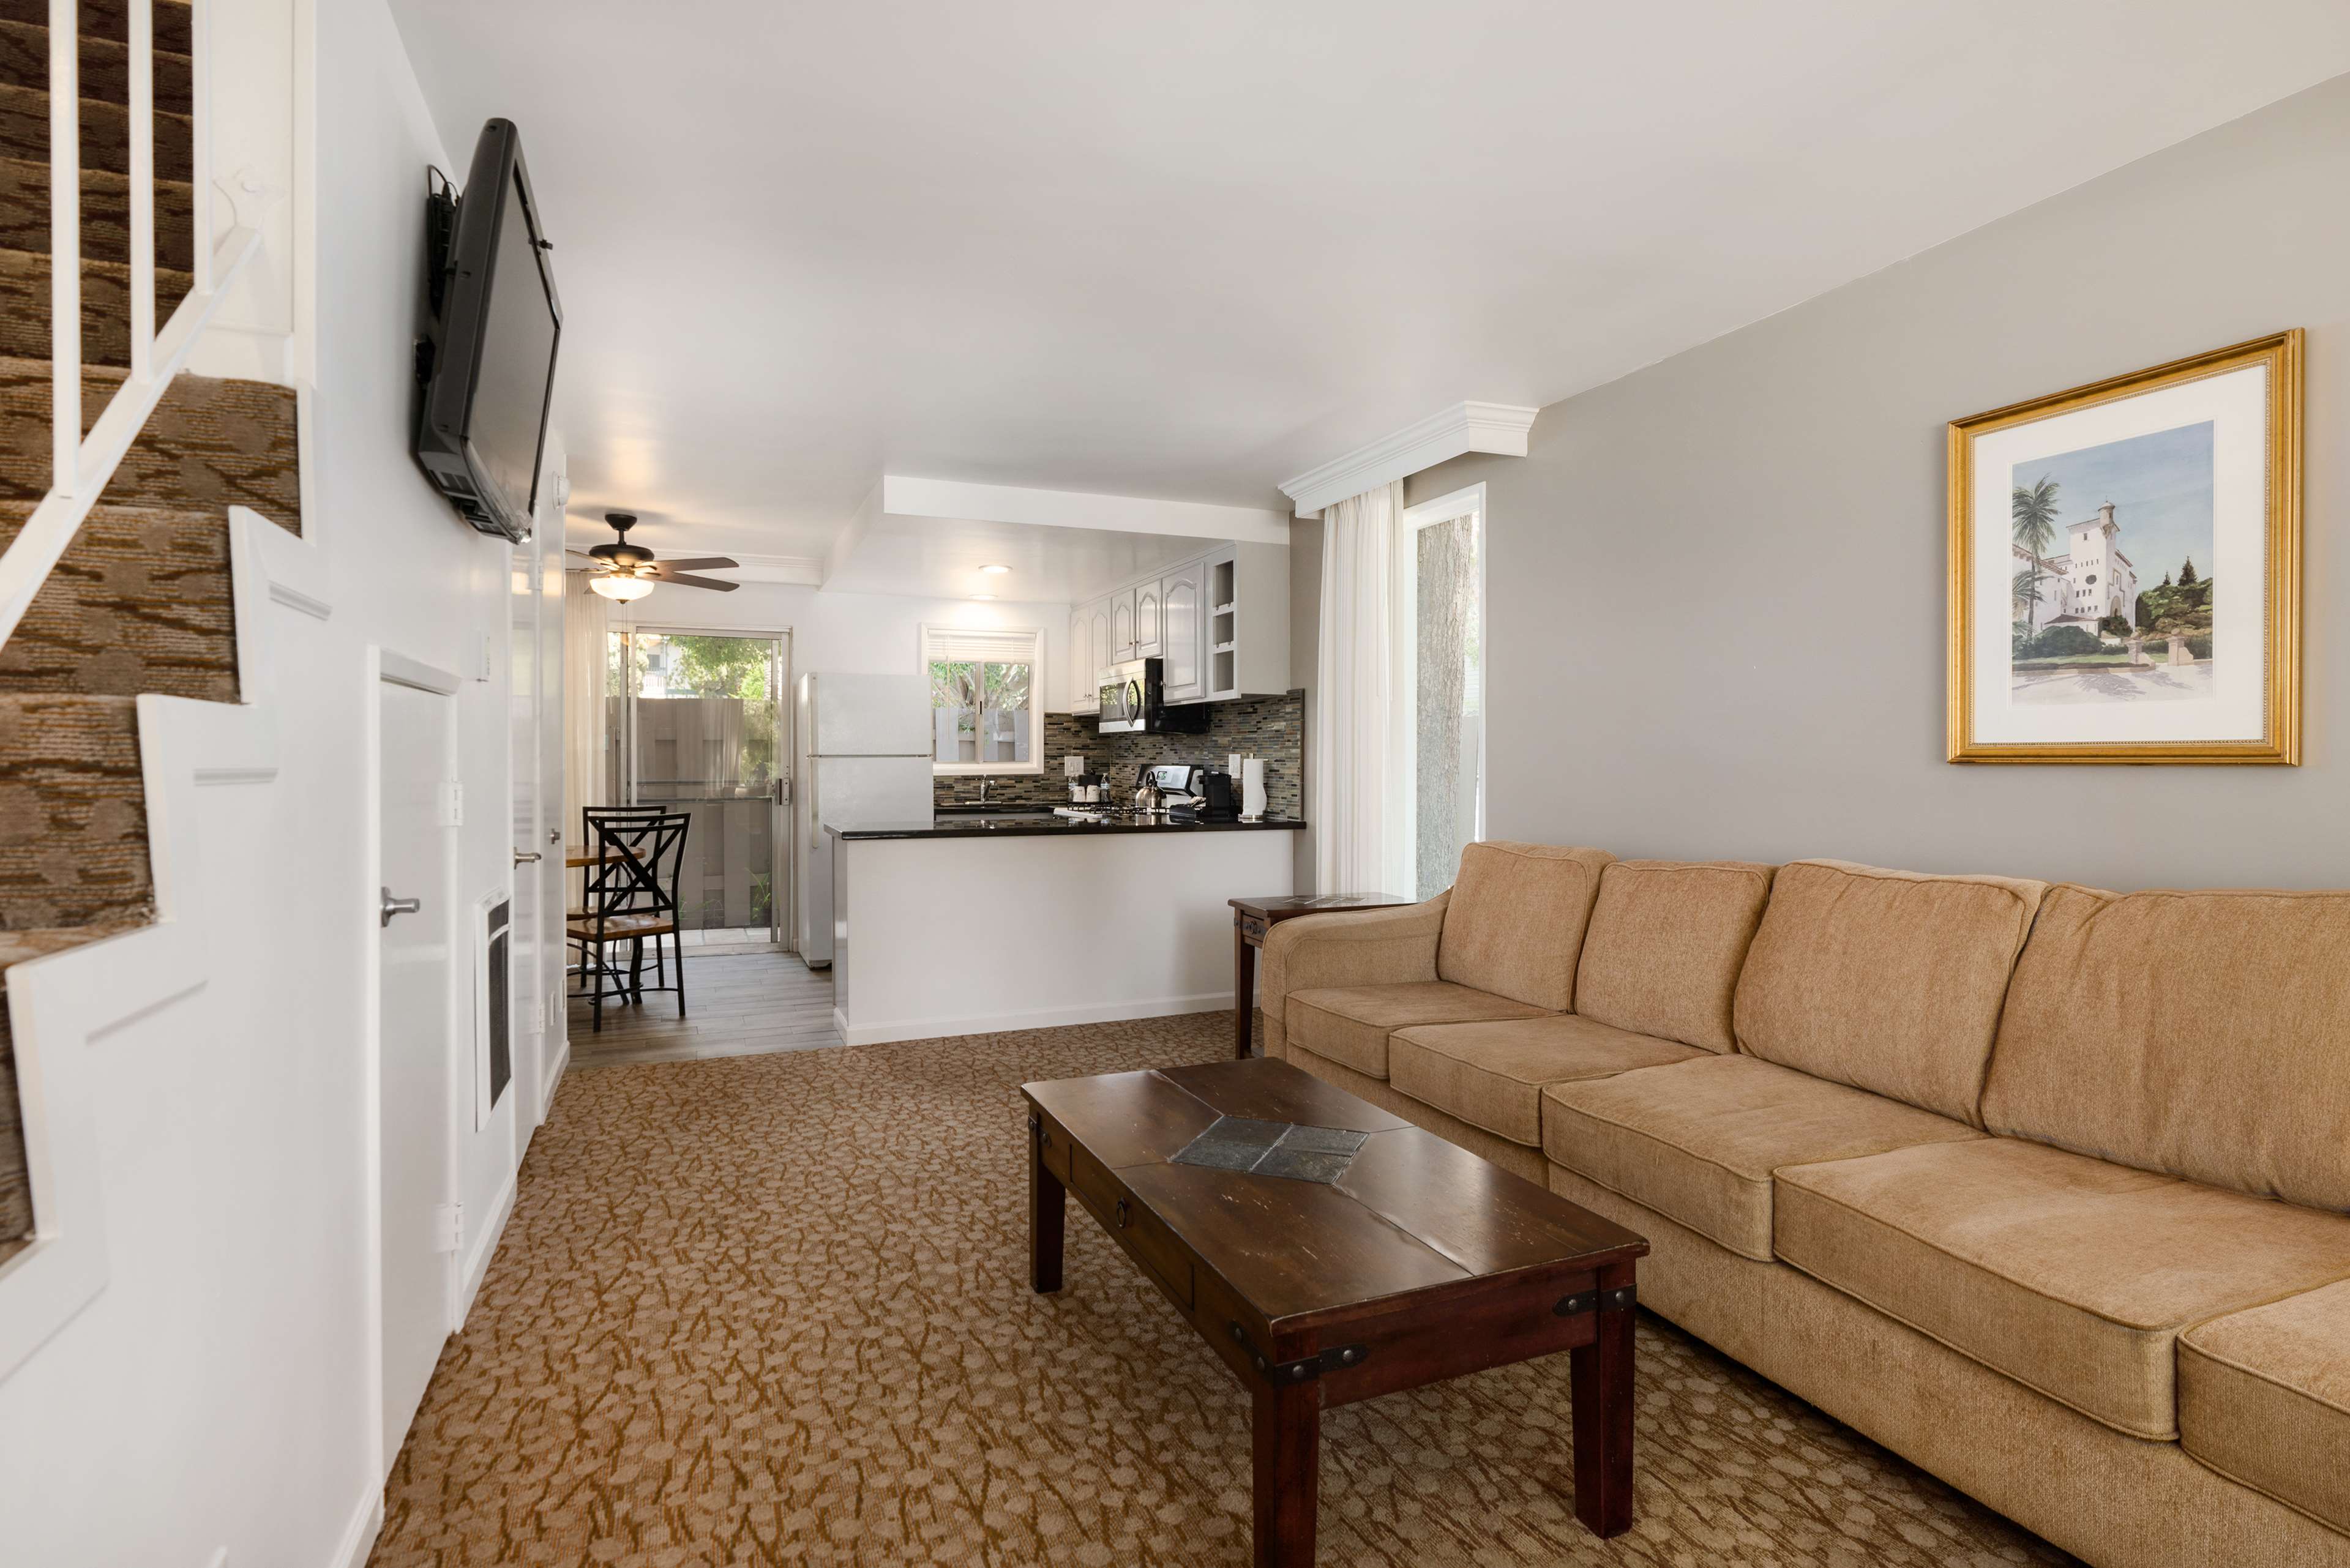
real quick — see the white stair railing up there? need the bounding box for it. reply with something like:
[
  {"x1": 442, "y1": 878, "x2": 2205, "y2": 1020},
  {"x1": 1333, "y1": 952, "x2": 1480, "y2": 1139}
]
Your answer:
[{"x1": 0, "y1": 0, "x2": 262, "y2": 652}]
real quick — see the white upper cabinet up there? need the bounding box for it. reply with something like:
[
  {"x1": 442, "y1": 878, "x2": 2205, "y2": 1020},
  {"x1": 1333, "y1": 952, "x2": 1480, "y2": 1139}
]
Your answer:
[
  {"x1": 1070, "y1": 608, "x2": 1097, "y2": 712},
  {"x1": 1135, "y1": 580, "x2": 1163, "y2": 659},
  {"x1": 1203, "y1": 541, "x2": 1289, "y2": 702},
  {"x1": 1090, "y1": 602, "x2": 1112, "y2": 686},
  {"x1": 1160, "y1": 559, "x2": 1204, "y2": 703},
  {"x1": 1110, "y1": 589, "x2": 1136, "y2": 662}
]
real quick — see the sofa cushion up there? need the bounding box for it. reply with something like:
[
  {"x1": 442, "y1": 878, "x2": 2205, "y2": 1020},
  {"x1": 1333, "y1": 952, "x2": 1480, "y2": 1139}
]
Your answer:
[
  {"x1": 2179, "y1": 1278, "x2": 2350, "y2": 1533},
  {"x1": 1388, "y1": 1015, "x2": 1705, "y2": 1148},
  {"x1": 1775, "y1": 1137, "x2": 2350, "y2": 1439},
  {"x1": 1732, "y1": 859, "x2": 2046, "y2": 1124},
  {"x1": 1285, "y1": 982, "x2": 1548, "y2": 1079},
  {"x1": 1434, "y1": 841, "x2": 1614, "y2": 1012},
  {"x1": 1540, "y1": 1054, "x2": 1981, "y2": 1261},
  {"x1": 1573, "y1": 859, "x2": 1775, "y2": 1051},
  {"x1": 1983, "y1": 883, "x2": 2350, "y2": 1212}
]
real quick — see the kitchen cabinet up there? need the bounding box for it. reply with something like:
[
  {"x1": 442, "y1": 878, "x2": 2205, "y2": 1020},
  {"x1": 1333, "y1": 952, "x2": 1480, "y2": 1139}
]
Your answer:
[
  {"x1": 1089, "y1": 602, "x2": 1112, "y2": 690},
  {"x1": 1110, "y1": 589, "x2": 1136, "y2": 661},
  {"x1": 1203, "y1": 541, "x2": 1289, "y2": 701},
  {"x1": 1070, "y1": 608, "x2": 1097, "y2": 712},
  {"x1": 1160, "y1": 559, "x2": 1204, "y2": 703},
  {"x1": 1135, "y1": 581, "x2": 1163, "y2": 659}
]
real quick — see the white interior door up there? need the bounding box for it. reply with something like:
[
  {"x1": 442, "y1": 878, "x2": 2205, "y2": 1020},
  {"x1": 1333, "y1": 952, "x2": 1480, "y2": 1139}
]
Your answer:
[
  {"x1": 508, "y1": 542, "x2": 545, "y2": 1130},
  {"x1": 378, "y1": 676, "x2": 457, "y2": 1466}
]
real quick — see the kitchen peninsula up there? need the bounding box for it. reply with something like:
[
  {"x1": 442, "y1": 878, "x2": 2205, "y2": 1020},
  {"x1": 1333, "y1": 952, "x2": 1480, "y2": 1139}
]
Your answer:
[{"x1": 826, "y1": 811, "x2": 1302, "y2": 1045}]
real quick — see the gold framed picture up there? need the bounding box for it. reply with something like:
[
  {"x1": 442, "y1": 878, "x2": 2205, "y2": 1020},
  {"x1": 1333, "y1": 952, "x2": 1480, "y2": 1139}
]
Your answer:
[{"x1": 1947, "y1": 329, "x2": 2301, "y2": 764}]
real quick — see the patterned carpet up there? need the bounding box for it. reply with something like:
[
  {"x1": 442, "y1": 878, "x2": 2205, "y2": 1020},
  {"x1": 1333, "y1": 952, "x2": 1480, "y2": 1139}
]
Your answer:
[{"x1": 370, "y1": 1012, "x2": 2076, "y2": 1567}]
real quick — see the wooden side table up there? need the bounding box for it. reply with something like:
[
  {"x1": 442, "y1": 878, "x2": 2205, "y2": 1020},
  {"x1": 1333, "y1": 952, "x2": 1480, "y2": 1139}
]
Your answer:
[{"x1": 1229, "y1": 893, "x2": 1416, "y2": 1059}]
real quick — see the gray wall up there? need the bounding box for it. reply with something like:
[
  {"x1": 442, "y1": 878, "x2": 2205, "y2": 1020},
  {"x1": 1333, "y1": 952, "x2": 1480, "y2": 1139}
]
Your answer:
[
  {"x1": 1407, "y1": 74, "x2": 2350, "y2": 890},
  {"x1": 1289, "y1": 513, "x2": 1323, "y2": 887}
]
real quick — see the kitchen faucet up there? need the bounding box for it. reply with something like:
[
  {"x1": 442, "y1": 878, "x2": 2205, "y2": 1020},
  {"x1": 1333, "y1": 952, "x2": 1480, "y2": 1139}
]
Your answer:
[{"x1": 972, "y1": 775, "x2": 993, "y2": 805}]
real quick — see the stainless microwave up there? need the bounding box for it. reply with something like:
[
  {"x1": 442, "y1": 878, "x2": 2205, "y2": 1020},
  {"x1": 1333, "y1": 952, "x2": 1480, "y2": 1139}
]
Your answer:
[{"x1": 1097, "y1": 657, "x2": 1210, "y2": 735}]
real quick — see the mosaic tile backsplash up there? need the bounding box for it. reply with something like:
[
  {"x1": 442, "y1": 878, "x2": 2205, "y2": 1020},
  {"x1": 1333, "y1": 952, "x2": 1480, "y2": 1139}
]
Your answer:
[{"x1": 932, "y1": 690, "x2": 1304, "y2": 819}]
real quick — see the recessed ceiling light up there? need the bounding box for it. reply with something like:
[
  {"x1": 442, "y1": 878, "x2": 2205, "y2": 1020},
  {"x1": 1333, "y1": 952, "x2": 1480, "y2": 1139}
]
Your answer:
[
  {"x1": 970, "y1": 594, "x2": 995, "y2": 601},
  {"x1": 979, "y1": 564, "x2": 1010, "y2": 575}
]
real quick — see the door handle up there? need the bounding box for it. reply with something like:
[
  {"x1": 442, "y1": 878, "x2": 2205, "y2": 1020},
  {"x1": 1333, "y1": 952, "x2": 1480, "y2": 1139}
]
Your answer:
[
  {"x1": 380, "y1": 887, "x2": 423, "y2": 928},
  {"x1": 513, "y1": 850, "x2": 542, "y2": 865}
]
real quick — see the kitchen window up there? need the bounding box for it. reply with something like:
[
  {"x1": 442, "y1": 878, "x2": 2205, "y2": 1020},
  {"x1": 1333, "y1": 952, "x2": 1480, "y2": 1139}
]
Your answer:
[{"x1": 922, "y1": 624, "x2": 1044, "y2": 775}]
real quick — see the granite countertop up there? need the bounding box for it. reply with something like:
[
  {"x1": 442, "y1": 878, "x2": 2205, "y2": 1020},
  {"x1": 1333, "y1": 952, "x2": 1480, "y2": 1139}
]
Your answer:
[{"x1": 827, "y1": 811, "x2": 1307, "y2": 840}]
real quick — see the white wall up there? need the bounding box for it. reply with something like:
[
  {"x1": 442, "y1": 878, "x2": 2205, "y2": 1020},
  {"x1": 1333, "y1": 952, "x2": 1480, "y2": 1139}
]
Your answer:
[
  {"x1": 0, "y1": 2, "x2": 552, "y2": 1562},
  {"x1": 606, "y1": 580, "x2": 1074, "y2": 710}
]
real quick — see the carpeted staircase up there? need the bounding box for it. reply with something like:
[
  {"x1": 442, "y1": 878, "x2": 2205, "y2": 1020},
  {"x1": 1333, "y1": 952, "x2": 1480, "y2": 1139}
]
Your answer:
[{"x1": 0, "y1": 0, "x2": 301, "y2": 1264}]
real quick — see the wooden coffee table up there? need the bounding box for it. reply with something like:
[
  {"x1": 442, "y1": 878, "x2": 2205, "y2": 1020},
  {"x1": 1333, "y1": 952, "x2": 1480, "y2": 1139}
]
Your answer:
[{"x1": 1021, "y1": 1056, "x2": 1648, "y2": 1564}]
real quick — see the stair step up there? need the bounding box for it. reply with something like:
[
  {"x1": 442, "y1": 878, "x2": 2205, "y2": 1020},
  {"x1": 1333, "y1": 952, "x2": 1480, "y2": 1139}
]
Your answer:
[
  {"x1": 0, "y1": 0, "x2": 193, "y2": 58},
  {"x1": 0, "y1": 691, "x2": 151, "y2": 933},
  {"x1": 0, "y1": 154, "x2": 195, "y2": 271},
  {"x1": 1, "y1": 993, "x2": 25, "y2": 1263},
  {"x1": 0, "y1": 356, "x2": 302, "y2": 525},
  {"x1": 0, "y1": 19, "x2": 194, "y2": 118},
  {"x1": 0, "y1": 498, "x2": 235, "y2": 702},
  {"x1": 0, "y1": 245, "x2": 193, "y2": 370},
  {"x1": 0, "y1": 79, "x2": 193, "y2": 182}
]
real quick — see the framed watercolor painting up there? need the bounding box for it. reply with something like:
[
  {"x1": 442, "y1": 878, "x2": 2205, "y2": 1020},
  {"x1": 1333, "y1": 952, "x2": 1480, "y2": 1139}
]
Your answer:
[{"x1": 1947, "y1": 329, "x2": 2301, "y2": 764}]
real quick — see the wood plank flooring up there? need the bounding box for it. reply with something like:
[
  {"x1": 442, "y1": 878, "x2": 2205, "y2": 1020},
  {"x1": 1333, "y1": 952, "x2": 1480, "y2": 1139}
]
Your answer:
[{"x1": 567, "y1": 947, "x2": 839, "y2": 1068}]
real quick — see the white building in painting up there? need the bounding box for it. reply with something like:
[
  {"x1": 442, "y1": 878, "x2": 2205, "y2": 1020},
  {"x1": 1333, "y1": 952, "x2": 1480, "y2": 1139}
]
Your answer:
[{"x1": 2015, "y1": 501, "x2": 2140, "y2": 636}]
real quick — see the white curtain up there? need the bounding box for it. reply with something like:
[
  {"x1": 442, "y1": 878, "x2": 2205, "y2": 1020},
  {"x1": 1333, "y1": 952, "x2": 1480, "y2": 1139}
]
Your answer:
[
  {"x1": 562, "y1": 572, "x2": 609, "y2": 846},
  {"x1": 1312, "y1": 480, "x2": 1411, "y2": 895}
]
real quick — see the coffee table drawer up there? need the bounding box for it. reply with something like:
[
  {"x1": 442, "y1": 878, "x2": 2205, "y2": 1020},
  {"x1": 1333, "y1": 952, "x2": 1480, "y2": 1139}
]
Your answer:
[
  {"x1": 1068, "y1": 1146, "x2": 1195, "y2": 1309},
  {"x1": 1033, "y1": 1110, "x2": 1074, "y2": 1184}
]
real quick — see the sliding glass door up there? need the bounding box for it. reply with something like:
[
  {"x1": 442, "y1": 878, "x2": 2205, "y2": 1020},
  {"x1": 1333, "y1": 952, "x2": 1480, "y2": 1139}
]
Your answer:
[{"x1": 605, "y1": 628, "x2": 792, "y2": 944}]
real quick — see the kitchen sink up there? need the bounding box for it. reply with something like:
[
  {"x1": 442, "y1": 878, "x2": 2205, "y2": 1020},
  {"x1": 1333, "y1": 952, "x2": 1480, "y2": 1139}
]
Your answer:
[{"x1": 934, "y1": 804, "x2": 1059, "y2": 820}]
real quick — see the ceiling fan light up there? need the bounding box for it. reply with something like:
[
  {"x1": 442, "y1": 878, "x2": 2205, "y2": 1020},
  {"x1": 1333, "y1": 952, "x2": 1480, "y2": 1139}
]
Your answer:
[{"x1": 591, "y1": 573, "x2": 655, "y2": 602}]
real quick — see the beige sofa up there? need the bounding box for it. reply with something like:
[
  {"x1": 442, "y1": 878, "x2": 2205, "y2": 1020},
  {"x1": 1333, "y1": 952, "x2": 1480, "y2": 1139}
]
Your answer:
[{"x1": 1260, "y1": 842, "x2": 2350, "y2": 1568}]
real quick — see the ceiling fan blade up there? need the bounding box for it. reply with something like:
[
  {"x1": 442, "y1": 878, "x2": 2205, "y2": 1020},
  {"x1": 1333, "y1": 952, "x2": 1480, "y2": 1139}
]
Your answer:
[
  {"x1": 564, "y1": 549, "x2": 605, "y2": 566},
  {"x1": 657, "y1": 572, "x2": 740, "y2": 592},
  {"x1": 652, "y1": 556, "x2": 741, "y2": 572}
]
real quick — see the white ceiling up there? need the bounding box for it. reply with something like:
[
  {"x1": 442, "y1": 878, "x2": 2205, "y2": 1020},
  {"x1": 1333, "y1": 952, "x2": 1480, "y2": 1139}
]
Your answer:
[{"x1": 389, "y1": 0, "x2": 2350, "y2": 571}]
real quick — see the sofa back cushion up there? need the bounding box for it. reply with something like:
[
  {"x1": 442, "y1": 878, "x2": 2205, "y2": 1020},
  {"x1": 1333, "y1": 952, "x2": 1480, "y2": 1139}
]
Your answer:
[
  {"x1": 1982, "y1": 884, "x2": 2350, "y2": 1211},
  {"x1": 1733, "y1": 860, "x2": 2046, "y2": 1124},
  {"x1": 1435, "y1": 842, "x2": 1614, "y2": 1012},
  {"x1": 1574, "y1": 860, "x2": 1776, "y2": 1051}
]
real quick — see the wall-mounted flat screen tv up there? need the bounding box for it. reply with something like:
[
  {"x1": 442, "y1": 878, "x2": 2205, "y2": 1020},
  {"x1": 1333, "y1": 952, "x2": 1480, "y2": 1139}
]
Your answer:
[{"x1": 414, "y1": 118, "x2": 561, "y2": 543}]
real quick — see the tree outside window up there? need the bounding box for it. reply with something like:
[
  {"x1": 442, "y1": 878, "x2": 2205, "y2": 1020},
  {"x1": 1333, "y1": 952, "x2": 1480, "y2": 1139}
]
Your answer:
[{"x1": 922, "y1": 626, "x2": 1043, "y2": 773}]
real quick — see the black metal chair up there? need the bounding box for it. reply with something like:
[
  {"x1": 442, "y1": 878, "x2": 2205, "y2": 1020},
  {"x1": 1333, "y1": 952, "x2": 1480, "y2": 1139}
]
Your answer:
[
  {"x1": 569, "y1": 802, "x2": 668, "y2": 924},
  {"x1": 570, "y1": 809, "x2": 691, "y2": 1032}
]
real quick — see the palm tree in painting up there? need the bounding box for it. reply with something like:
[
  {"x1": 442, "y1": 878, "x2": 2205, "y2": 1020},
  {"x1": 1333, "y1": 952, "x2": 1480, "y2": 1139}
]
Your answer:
[
  {"x1": 2012, "y1": 566, "x2": 2046, "y2": 635},
  {"x1": 2012, "y1": 476, "x2": 2061, "y2": 583}
]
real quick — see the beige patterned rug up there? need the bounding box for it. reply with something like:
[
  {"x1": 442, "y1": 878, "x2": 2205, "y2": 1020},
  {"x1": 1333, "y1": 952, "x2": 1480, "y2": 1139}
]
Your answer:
[{"x1": 371, "y1": 1012, "x2": 2075, "y2": 1567}]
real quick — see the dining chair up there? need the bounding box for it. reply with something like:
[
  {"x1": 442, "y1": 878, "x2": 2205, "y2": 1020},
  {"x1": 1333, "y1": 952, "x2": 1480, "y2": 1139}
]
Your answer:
[{"x1": 571, "y1": 808, "x2": 692, "y2": 1032}]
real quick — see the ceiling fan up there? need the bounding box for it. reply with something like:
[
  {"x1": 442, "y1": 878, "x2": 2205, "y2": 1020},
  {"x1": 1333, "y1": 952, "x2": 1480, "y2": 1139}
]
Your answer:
[{"x1": 567, "y1": 512, "x2": 739, "y2": 601}]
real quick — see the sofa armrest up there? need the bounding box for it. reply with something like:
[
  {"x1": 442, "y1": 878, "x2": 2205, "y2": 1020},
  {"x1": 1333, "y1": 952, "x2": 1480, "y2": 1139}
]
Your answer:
[{"x1": 1258, "y1": 892, "x2": 1450, "y2": 1059}]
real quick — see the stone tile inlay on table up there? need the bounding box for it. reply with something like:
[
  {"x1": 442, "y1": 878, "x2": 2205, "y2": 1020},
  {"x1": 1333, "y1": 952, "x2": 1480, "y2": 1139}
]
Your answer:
[{"x1": 1170, "y1": 1114, "x2": 1371, "y2": 1184}]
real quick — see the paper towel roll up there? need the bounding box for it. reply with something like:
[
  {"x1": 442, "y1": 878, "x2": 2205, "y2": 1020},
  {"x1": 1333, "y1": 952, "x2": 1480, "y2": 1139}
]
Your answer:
[{"x1": 1240, "y1": 758, "x2": 1267, "y2": 821}]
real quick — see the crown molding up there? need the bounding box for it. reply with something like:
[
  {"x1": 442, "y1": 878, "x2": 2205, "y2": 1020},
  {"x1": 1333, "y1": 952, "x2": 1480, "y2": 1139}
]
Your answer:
[{"x1": 1278, "y1": 400, "x2": 1540, "y2": 518}]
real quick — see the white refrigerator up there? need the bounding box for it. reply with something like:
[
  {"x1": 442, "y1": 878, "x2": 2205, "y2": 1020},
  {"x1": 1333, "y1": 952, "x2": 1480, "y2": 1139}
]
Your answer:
[{"x1": 794, "y1": 671, "x2": 935, "y2": 967}]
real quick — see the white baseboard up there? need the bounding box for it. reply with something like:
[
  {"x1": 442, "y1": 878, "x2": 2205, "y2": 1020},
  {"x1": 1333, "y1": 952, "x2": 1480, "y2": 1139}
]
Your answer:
[
  {"x1": 454, "y1": 1167, "x2": 517, "y2": 1329},
  {"x1": 329, "y1": 1487, "x2": 383, "y2": 1568},
  {"x1": 537, "y1": 1036, "x2": 569, "y2": 1125},
  {"x1": 837, "y1": 992, "x2": 1227, "y2": 1047}
]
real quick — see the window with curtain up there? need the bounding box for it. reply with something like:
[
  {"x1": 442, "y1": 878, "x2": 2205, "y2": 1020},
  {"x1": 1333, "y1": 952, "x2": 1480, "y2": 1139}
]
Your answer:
[{"x1": 921, "y1": 625, "x2": 1043, "y2": 773}]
